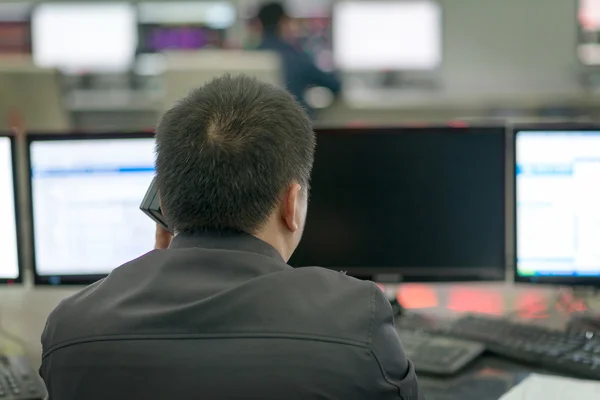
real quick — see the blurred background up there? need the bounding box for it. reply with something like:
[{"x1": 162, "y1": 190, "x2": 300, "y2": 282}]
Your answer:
[
  {"x1": 3, "y1": 3, "x2": 600, "y2": 396},
  {"x1": 2, "y1": 0, "x2": 600, "y2": 130}
]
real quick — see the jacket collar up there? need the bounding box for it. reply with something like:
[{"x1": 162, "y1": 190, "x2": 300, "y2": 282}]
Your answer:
[{"x1": 169, "y1": 230, "x2": 285, "y2": 263}]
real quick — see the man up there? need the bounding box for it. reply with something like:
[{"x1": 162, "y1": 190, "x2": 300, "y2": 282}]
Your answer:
[
  {"x1": 257, "y1": 1, "x2": 341, "y2": 116},
  {"x1": 40, "y1": 75, "x2": 421, "y2": 399}
]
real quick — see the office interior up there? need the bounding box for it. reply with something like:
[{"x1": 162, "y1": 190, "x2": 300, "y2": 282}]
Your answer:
[{"x1": 2, "y1": 0, "x2": 600, "y2": 399}]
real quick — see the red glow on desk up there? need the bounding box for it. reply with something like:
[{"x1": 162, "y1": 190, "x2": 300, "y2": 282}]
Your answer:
[
  {"x1": 515, "y1": 292, "x2": 549, "y2": 320},
  {"x1": 556, "y1": 292, "x2": 588, "y2": 314},
  {"x1": 397, "y1": 284, "x2": 438, "y2": 309},
  {"x1": 447, "y1": 287, "x2": 504, "y2": 315}
]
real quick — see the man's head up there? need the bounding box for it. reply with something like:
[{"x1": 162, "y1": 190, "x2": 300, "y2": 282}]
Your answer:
[
  {"x1": 257, "y1": 2, "x2": 289, "y2": 36},
  {"x1": 155, "y1": 74, "x2": 315, "y2": 260}
]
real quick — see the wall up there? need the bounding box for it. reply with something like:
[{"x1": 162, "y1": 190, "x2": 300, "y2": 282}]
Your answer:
[{"x1": 440, "y1": 0, "x2": 580, "y2": 96}]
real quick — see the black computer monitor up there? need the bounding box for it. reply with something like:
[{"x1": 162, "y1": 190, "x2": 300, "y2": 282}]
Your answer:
[
  {"x1": 0, "y1": 133, "x2": 22, "y2": 284},
  {"x1": 27, "y1": 133, "x2": 156, "y2": 285},
  {"x1": 288, "y1": 126, "x2": 507, "y2": 281},
  {"x1": 514, "y1": 124, "x2": 600, "y2": 287}
]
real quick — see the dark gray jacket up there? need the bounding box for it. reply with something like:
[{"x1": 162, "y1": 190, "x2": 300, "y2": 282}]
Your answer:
[{"x1": 40, "y1": 231, "x2": 422, "y2": 399}]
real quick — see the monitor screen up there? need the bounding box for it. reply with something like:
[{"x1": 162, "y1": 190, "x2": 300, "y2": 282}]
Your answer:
[
  {"x1": 31, "y1": 3, "x2": 137, "y2": 73},
  {"x1": 515, "y1": 129, "x2": 600, "y2": 284},
  {"x1": 29, "y1": 134, "x2": 156, "y2": 285},
  {"x1": 136, "y1": 2, "x2": 235, "y2": 53},
  {"x1": 288, "y1": 127, "x2": 506, "y2": 281},
  {"x1": 0, "y1": 136, "x2": 20, "y2": 282},
  {"x1": 333, "y1": 1, "x2": 442, "y2": 71}
]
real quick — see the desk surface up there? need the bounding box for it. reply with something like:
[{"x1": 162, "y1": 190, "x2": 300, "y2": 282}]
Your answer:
[
  {"x1": 419, "y1": 356, "x2": 531, "y2": 400},
  {"x1": 395, "y1": 285, "x2": 599, "y2": 399},
  {"x1": 0, "y1": 282, "x2": 598, "y2": 399}
]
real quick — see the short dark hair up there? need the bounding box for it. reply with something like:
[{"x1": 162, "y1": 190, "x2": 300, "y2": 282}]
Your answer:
[
  {"x1": 257, "y1": 2, "x2": 287, "y2": 33},
  {"x1": 155, "y1": 74, "x2": 314, "y2": 234}
]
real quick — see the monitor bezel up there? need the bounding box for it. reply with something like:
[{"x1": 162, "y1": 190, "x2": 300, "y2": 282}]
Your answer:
[
  {"x1": 512, "y1": 123, "x2": 600, "y2": 287},
  {"x1": 298, "y1": 125, "x2": 508, "y2": 282},
  {"x1": 0, "y1": 133, "x2": 24, "y2": 284},
  {"x1": 26, "y1": 131, "x2": 155, "y2": 286}
]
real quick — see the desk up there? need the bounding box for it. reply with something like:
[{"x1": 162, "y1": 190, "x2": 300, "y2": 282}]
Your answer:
[
  {"x1": 419, "y1": 357, "x2": 531, "y2": 400},
  {"x1": 62, "y1": 88, "x2": 600, "y2": 131},
  {"x1": 1, "y1": 282, "x2": 598, "y2": 399},
  {"x1": 395, "y1": 284, "x2": 600, "y2": 400}
]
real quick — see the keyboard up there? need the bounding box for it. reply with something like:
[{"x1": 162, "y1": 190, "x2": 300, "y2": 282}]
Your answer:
[
  {"x1": 0, "y1": 355, "x2": 45, "y2": 399},
  {"x1": 397, "y1": 329, "x2": 485, "y2": 376},
  {"x1": 443, "y1": 315, "x2": 600, "y2": 380}
]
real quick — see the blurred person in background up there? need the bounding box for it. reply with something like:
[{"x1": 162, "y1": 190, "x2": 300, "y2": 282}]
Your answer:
[
  {"x1": 40, "y1": 75, "x2": 421, "y2": 400},
  {"x1": 257, "y1": 1, "x2": 341, "y2": 116}
]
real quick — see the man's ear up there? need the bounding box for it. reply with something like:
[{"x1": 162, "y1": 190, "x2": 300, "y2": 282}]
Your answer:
[{"x1": 281, "y1": 183, "x2": 302, "y2": 232}]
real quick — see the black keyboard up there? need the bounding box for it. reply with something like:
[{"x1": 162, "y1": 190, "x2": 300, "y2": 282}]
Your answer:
[
  {"x1": 398, "y1": 329, "x2": 485, "y2": 376},
  {"x1": 0, "y1": 355, "x2": 45, "y2": 399},
  {"x1": 443, "y1": 315, "x2": 600, "y2": 380}
]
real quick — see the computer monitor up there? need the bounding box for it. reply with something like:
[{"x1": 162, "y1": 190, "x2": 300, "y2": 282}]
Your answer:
[
  {"x1": 514, "y1": 125, "x2": 600, "y2": 286},
  {"x1": 28, "y1": 133, "x2": 156, "y2": 285},
  {"x1": 136, "y1": 2, "x2": 235, "y2": 53},
  {"x1": 0, "y1": 134, "x2": 22, "y2": 283},
  {"x1": 31, "y1": 2, "x2": 137, "y2": 73},
  {"x1": 332, "y1": 1, "x2": 442, "y2": 71},
  {"x1": 288, "y1": 127, "x2": 507, "y2": 281},
  {"x1": 0, "y1": 3, "x2": 33, "y2": 55}
]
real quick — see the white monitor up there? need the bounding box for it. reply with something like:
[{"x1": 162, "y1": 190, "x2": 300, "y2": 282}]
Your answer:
[
  {"x1": 31, "y1": 2, "x2": 137, "y2": 73},
  {"x1": 333, "y1": 1, "x2": 442, "y2": 71},
  {"x1": 29, "y1": 134, "x2": 156, "y2": 284},
  {"x1": 515, "y1": 129, "x2": 600, "y2": 285},
  {"x1": 0, "y1": 136, "x2": 20, "y2": 282}
]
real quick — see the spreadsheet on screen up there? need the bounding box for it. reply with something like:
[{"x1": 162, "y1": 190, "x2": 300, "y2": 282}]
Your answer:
[
  {"x1": 0, "y1": 137, "x2": 19, "y2": 280},
  {"x1": 516, "y1": 131, "x2": 600, "y2": 278},
  {"x1": 30, "y1": 138, "x2": 156, "y2": 277}
]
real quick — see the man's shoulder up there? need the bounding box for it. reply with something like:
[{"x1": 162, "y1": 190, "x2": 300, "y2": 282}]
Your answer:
[
  {"x1": 285, "y1": 266, "x2": 374, "y2": 296},
  {"x1": 271, "y1": 265, "x2": 372, "y2": 296},
  {"x1": 250, "y1": 266, "x2": 382, "y2": 344}
]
